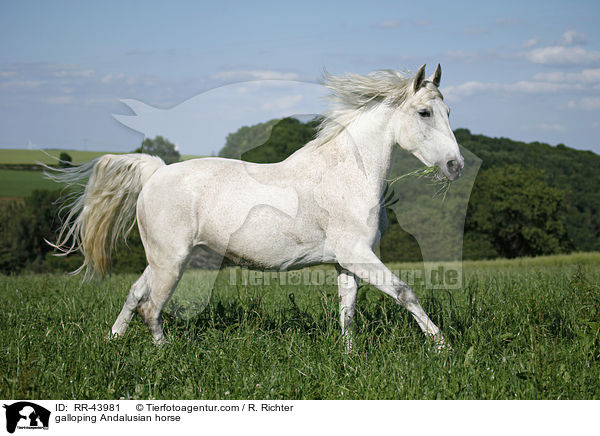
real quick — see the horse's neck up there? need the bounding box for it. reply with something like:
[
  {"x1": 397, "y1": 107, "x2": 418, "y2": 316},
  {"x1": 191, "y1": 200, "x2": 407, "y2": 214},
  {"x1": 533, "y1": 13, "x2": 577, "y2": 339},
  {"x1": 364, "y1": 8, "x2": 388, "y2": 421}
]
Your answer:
[{"x1": 334, "y1": 107, "x2": 395, "y2": 191}]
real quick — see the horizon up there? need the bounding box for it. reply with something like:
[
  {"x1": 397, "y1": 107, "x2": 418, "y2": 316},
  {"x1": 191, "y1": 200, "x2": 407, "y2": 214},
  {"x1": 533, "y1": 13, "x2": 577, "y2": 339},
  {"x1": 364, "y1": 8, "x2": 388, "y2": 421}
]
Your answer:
[
  {"x1": 1, "y1": 125, "x2": 598, "y2": 158},
  {"x1": 1, "y1": 0, "x2": 600, "y2": 155}
]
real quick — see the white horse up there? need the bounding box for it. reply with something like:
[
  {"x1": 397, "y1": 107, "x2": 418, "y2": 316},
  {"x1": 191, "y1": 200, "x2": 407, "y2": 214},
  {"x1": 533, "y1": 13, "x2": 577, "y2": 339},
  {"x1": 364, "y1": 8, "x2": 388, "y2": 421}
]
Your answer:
[{"x1": 50, "y1": 64, "x2": 463, "y2": 350}]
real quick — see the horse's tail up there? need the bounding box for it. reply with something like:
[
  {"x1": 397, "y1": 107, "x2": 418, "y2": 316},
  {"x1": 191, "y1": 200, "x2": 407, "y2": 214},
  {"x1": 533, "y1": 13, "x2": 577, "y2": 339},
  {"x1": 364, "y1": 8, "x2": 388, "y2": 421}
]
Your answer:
[{"x1": 45, "y1": 153, "x2": 166, "y2": 279}]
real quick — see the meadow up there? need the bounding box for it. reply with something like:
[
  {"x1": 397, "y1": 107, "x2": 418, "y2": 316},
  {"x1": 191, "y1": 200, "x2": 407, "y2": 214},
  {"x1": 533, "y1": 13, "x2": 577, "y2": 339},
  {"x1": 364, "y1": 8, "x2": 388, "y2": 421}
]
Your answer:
[
  {"x1": 0, "y1": 169, "x2": 62, "y2": 198},
  {"x1": 0, "y1": 148, "x2": 112, "y2": 166},
  {"x1": 0, "y1": 150, "x2": 116, "y2": 200},
  {"x1": 0, "y1": 148, "x2": 204, "y2": 166},
  {"x1": 1, "y1": 253, "x2": 598, "y2": 400},
  {"x1": 0, "y1": 149, "x2": 204, "y2": 199}
]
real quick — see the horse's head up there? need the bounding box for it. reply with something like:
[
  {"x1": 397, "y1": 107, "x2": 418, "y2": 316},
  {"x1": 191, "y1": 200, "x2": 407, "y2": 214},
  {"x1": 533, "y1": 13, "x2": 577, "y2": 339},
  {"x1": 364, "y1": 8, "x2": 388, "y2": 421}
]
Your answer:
[{"x1": 392, "y1": 64, "x2": 463, "y2": 180}]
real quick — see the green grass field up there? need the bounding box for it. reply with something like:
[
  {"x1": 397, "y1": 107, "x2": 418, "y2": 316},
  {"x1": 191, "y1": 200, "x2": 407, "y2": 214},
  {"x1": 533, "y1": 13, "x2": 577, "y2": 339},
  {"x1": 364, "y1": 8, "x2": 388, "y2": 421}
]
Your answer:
[
  {"x1": 1, "y1": 253, "x2": 599, "y2": 400},
  {"x1": 0, "y1": 149, "x2": 205, "y2": 198},
  {"x1": 0, "y1": 169, "x2": 62, "y2": 197},
  {"x1": 0, "y1": 149, "x2": 110, "y2": 165},
  {"x1": 0, "y1": 148, "x2": 204, "y2": 166}
]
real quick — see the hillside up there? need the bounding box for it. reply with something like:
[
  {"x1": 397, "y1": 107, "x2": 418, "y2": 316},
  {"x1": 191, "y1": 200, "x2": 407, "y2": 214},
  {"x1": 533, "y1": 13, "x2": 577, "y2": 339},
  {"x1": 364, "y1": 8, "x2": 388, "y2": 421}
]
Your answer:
[{"x1": 454, "y1": 129, "x2": 600, "y2": 252}]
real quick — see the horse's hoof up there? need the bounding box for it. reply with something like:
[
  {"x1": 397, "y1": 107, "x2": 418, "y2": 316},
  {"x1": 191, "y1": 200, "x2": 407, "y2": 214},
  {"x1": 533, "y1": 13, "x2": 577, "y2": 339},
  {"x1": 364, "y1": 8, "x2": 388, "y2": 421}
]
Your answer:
[
  {"x1": 433, "y1": 335, "x2": 453, "y2": 353},
  {"x1": 152, "y1": 335, "x2": 167, "y2": 346},
  {"x1": 107, "y1": 331, "x2": 122, "y2": 341}
]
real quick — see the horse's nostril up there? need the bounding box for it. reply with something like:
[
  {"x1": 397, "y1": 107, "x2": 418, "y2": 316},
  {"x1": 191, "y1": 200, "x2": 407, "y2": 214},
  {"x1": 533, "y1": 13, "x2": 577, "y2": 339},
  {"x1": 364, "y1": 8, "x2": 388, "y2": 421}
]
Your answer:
[{"x1": 447, "y1": 160, "x2": 459, "y2": 172}]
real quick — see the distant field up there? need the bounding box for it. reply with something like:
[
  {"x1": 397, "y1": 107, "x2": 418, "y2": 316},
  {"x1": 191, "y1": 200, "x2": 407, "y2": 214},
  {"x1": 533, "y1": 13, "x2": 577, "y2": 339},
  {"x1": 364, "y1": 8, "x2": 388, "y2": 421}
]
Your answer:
[
  {"x1": 0, "y1": 149, "x2": 205, "y2": 198},
  {"x1": 0, "y1": 149, "x2": 110, "y2": 165},
  {"x1": 0, "y1": 169, "x2": 62, "y2": 197},
  {"x1": 0, "y1": 148, "x2": 204, "y2": 165}
]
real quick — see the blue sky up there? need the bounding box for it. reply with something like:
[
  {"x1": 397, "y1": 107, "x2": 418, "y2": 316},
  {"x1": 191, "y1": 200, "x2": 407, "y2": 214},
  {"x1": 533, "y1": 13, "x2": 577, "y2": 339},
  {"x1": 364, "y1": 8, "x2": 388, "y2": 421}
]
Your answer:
[{"x1": 1, "y1": 0, "x2": 600, "y2": 155}]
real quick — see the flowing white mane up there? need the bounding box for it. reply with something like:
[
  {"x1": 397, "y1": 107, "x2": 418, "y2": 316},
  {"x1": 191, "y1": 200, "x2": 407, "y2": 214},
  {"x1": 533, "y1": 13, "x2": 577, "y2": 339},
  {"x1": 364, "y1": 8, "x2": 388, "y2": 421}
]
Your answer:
[
  {"x1": 324, "y1": 69, "x2": 414, "y2": 107},
  {"x1": 313, "y1": 70, "x2": 413, "y2": 147}
]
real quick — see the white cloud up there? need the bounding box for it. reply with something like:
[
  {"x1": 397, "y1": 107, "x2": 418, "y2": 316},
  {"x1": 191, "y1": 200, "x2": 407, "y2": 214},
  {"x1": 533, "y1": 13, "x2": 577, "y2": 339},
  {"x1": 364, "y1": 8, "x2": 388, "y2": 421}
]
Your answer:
[
  {"x1": 531, "y1": 71, "x2": 567, "y2": 82},
  {"x1": 261, "y1": 94, "x2": 303, "y2": 111},
  {"x1": 101, "y1": 73, "x2": 126, "y2": 84},
  {"x1": 53, "y1": 69, "x2": 94, "y2": 78},
  {"x1": 524, "y1": 46, "x2": 600, "y2": 66},
  {"x1": 444, "y1": 79, "x2": 582, "y2": 101},
  {"x1": 506, "y1": 80, "x2": 580, "y2": 93},
  {"x1": 443, "y1": 81, "x2": 500, "y2": 100},
  {"x1": 0, "y1": 71, "x2": 17, "y2": 78},
  {"x1": 560, "y1": 30, "x2": 587, "y2": 46},
  {"x1": 84, "y1": 97, "x2": 114, "y2": 105},
  {"x1": 212, "y1": 70, "x2": 300, "y2": 81},
  {"x1": 523, "y1": 38, "x2": 540, "y2": 48},
  {"x1": 376, "y1": 20, "x2": 402, "y2": 29},
  {"x1": 532, "y1": 69, "x2": 600, "y2": 84},
  {"x1": 539, "y1": 123, "x2": 565, "y2": 131},
  {"x1": 0, "y1": 80, "x2": 45, "y2": 88},
  {"x1": 43, "y1": 96, "x2": 76, "y2": 104},
  {"x1": 568, "y1": 97, "x2": 600, "y2": 110}
]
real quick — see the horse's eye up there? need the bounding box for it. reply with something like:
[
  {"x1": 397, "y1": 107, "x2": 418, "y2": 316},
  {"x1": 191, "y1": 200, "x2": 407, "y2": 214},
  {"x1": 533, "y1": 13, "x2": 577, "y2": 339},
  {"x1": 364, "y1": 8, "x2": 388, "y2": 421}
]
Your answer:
[{"x1": 418, "y1": 109, "x2": 431, "y2": 118}]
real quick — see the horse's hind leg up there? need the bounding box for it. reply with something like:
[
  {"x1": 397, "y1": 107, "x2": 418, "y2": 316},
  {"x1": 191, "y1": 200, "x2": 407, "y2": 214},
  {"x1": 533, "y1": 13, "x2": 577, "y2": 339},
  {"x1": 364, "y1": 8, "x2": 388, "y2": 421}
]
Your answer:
[
  {"x1": 136, "y1": 255, "x2": 190, "y2": 344},
  {"x1": 111, "y1": 266, "x2": 151, "y2": 337},
  {"x1": 131, "y1": 188, "x2": 194, "y2": 344}
]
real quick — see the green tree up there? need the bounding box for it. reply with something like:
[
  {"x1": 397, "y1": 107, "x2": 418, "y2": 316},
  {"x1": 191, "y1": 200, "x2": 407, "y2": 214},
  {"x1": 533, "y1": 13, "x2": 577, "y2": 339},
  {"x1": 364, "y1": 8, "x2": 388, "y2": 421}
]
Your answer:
[
  {"x1": 219, "y1": 117, "x2": 320, "y2": 163},
  {"x1": 219, "y1": 119, "x2": 280, "y2": 159},
  {"x1": 242, "y1": 118, "x2": 320, "y2": 163},
  {"x1": 465, "y1": 165, "x2": 571, "y2": 258},
  {"x1": 0, "y1": 189, "x2": 146, "y2": 275},
  {"x1": 0, "y1": 190, "x2": 61, "y2": 273},
  {"x1": 135, "y1": 136, "x2": 180, "y2": 164},
  {"x1": 58, "y1": 152, "x2": 72, "y2": 168}
]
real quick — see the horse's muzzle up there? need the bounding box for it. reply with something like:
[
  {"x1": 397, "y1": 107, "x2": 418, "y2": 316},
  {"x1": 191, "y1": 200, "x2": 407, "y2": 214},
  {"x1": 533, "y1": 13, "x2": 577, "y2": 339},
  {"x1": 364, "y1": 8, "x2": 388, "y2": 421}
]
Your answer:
[{"x1": 445, "y1": 159, "x2": 463, "y2": 180}]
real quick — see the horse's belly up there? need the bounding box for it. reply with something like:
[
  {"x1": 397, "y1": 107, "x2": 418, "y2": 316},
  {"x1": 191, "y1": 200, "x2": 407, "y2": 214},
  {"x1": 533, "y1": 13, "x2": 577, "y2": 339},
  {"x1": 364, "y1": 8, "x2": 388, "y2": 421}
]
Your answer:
[
  {"x1": 215, "y1": 205, "x2": 335, "y2": 270},
  {"x1": 224, "y1": 240, "x2": 333, "y2": 271}
]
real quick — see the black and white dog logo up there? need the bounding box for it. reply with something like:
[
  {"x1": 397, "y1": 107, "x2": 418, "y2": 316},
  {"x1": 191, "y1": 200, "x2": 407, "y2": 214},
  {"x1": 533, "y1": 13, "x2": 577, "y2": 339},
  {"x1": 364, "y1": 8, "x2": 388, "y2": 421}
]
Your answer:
[{"x1": 3, "y1": 402, "x2": 50, "y2": 433}]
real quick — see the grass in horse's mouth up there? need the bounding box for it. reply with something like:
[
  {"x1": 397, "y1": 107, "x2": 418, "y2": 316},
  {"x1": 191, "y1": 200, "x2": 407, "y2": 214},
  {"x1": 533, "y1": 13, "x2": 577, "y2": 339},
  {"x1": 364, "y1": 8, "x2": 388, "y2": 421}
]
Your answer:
[{"x1": 388, "y1": 166, "x2": 452, "y2": 200}]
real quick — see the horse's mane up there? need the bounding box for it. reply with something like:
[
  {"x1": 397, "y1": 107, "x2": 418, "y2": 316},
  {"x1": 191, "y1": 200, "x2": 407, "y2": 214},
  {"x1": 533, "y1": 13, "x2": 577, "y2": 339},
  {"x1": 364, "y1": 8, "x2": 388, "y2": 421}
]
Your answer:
[{"x1": 312, "y1": 69, "x2": 413, "y2": 147}]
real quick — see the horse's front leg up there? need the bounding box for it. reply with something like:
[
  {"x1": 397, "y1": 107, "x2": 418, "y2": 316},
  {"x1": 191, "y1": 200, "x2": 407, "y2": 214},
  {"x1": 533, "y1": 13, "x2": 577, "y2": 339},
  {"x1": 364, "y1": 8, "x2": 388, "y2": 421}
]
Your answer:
[
  {"x1": 335, "y1": 266, "x2": 359, "y2": 353},
  {"x1": 336, "y1": 242, "x2": 447, "y2": 349}
]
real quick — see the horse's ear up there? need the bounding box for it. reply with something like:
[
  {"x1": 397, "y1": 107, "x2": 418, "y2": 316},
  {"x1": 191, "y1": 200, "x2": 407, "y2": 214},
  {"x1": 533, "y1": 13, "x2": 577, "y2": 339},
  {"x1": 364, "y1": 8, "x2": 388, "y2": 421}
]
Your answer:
[
  {"x1": 429, "y1": 64, "x2": 441, "y2": 87},
  {"x1": 413, "y1": 64, "x2": 426, "y2": 92}
]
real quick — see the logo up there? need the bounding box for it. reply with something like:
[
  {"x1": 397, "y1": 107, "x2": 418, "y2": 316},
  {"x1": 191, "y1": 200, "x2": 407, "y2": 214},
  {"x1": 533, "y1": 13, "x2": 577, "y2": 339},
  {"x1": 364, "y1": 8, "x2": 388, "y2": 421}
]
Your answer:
[{"x1": 3, "y1": 402, "x2": 50, "y2": 434}]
